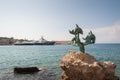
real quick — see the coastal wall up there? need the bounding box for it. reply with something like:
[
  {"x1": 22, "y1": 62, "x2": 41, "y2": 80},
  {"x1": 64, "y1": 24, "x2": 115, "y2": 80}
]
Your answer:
[
  {"x1": 0, "y1": 37, "x2": 32, "y2": 45},
  {"x1": 55, "y1": 41, "x2": 70, "y2": 45},
  {"x1": 0, "y1": 37, "x2": 14, "y2": 45}
]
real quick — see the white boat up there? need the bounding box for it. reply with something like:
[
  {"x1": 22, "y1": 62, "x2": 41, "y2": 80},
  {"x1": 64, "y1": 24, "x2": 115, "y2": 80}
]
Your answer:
[{"x1": 14, "y1": 37, "x2": 55, "y2": 45}]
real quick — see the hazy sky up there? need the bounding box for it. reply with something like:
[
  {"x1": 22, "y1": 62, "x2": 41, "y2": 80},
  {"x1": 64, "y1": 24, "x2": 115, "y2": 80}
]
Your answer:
[{"x1": 0, "y1": 0, "x2": 120, "y2": 43}]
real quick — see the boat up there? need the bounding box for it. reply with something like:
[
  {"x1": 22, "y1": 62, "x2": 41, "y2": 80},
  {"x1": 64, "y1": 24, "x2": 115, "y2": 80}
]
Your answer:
[{"x1": 14, "y1": 37, "x2": 55, "y2": 45}]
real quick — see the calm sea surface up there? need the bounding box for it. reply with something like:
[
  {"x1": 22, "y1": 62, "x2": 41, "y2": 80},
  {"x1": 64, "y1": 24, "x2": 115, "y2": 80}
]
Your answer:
[{"x1": 0, "y1": 44, "x2": 120, "y2": 79}]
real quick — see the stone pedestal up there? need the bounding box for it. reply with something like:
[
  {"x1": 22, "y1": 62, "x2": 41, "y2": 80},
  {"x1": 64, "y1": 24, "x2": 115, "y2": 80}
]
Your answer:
[{"x1": 60, "y1": 51, "x2": 118, "y2": 80}]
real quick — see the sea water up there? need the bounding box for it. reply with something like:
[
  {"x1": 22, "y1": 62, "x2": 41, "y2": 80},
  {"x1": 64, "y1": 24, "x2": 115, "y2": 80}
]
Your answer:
[{"x1": 0, "y1": 44, "x2": 120, "y2": 79}]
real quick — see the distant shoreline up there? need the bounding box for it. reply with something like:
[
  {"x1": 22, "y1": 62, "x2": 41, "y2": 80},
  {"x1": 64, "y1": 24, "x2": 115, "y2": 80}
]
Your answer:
[
  {"x1": 0, "y1": 37, "x2": 120, "y2": 45},
  {"x1": 0, "y1": 37, "x2": 70, "y2": 45}
]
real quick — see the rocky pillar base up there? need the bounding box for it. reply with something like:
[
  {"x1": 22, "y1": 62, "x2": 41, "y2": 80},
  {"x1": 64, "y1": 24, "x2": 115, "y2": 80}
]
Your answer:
[{"x1": 60, "y1": 51, "x2": 118, "y2": 80}]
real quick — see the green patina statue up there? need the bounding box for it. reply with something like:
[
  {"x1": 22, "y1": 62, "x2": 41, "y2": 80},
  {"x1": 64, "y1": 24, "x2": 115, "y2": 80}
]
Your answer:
[{"x1": 69, "y1": 24, "x2": 96, "y2": 53}]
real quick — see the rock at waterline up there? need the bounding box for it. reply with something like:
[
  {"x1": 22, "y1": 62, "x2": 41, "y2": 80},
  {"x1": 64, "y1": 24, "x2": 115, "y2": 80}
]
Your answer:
[
  {"x1": 60, "y1": 50, "x2": 118, "y2": 80},
  {"x1": 0, "y1": 69, "x2": 56, "y2": 80},
  {"x1": 14, "y1": 67, "x2": 40, "y2": 74}
]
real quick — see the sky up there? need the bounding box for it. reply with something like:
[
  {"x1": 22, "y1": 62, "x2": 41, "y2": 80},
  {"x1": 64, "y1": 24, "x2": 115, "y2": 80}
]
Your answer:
[{"x1": 0, "y1": 0, "x2": 120, "y2": 43}]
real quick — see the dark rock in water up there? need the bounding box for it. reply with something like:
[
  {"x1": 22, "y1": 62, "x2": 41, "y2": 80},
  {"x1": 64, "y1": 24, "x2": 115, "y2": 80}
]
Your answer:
[
  {"x1": 0, "y1": 69, "x2": 56, "y2": 80},
  {"x1": 14, "y1": 67, "x2": 40, "y2": 74}
]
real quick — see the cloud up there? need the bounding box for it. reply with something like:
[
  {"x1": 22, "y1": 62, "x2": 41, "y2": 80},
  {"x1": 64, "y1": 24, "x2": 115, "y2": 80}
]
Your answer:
[{"x1": 84, "y1": 23, "x2": 120, "y2": 43}]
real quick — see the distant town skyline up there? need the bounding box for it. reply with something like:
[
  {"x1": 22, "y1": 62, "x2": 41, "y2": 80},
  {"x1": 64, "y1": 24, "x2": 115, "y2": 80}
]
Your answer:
[{"x1": 0, "y1": 0, "x2": 120, "y2": 43}]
